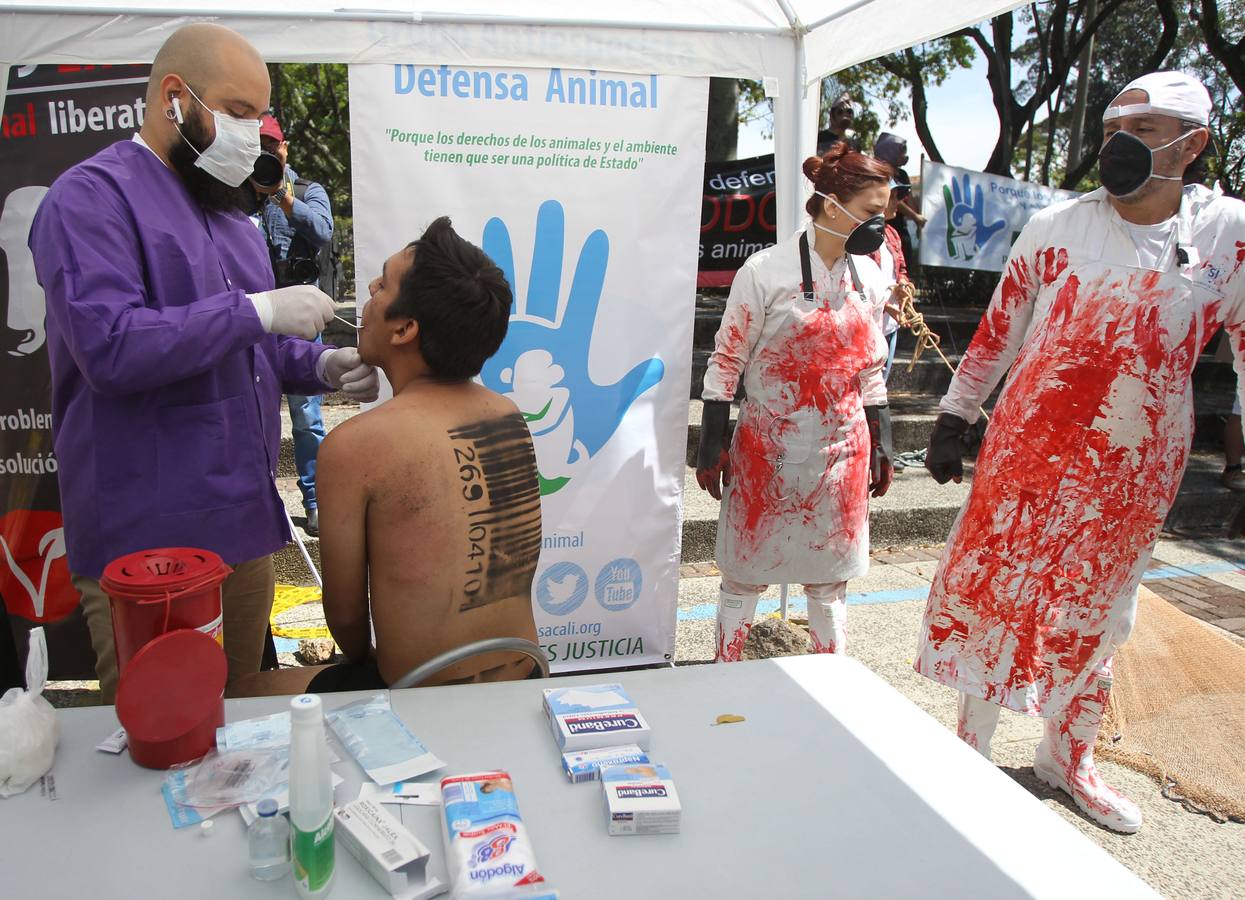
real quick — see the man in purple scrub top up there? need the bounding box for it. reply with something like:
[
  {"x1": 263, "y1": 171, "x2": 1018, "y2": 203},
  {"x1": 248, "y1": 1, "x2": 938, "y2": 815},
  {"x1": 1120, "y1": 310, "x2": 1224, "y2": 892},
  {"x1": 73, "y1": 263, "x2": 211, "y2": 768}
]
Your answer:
[{"x1": 27, "y1": 23, "x2": 378, "y2": 701}]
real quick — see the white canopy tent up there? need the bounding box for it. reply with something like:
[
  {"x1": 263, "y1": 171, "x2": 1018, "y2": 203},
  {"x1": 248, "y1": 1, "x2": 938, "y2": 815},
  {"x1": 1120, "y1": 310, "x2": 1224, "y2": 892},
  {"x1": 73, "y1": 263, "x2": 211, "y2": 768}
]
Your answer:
[{"x1": 0, "y1": 0, "x2": 1023, "y2": 239}]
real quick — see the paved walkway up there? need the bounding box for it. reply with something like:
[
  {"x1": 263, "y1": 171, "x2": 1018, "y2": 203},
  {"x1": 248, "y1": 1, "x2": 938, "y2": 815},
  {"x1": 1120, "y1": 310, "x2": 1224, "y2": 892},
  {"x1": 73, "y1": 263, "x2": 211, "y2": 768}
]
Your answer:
[{"x1": 672, "y1": 531, "x2": 1245, "y2": 659}]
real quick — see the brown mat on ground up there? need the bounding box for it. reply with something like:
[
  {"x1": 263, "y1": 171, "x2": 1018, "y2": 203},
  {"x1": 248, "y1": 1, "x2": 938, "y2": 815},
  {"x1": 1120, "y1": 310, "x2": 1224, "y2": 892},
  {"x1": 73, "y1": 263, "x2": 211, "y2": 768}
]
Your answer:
[{"x1": 1100, "y1": 586, "x2": 1245, "y2": 823}]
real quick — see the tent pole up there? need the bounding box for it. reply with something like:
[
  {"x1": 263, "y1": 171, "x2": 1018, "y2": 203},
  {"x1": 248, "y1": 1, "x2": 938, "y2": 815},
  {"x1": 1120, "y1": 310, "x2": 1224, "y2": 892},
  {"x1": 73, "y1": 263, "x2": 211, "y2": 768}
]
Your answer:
[{"x1": 771, "y1": 35, "x2": 821, "y2": 239}]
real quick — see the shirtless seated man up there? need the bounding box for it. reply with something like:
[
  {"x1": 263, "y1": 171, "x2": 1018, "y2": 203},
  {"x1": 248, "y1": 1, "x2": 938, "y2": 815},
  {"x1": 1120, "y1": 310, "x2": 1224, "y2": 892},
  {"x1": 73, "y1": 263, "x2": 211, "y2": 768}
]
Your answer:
[{"x1": 234, "y1": 216, "x2": 542, "y2": 695}]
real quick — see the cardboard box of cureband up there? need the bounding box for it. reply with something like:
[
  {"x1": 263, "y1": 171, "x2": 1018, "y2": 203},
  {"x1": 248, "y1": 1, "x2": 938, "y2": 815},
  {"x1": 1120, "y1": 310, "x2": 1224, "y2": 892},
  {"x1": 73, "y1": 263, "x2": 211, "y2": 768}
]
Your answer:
[
  {"x1": 601, "y1": 763, "x2": 681, "y2": 835},
  {"x1": 542, "y1": 683, "x2": 651, "y2": 752},
  {"x1": 334, "y1": 798, "x2": 444, "y2": 898}
]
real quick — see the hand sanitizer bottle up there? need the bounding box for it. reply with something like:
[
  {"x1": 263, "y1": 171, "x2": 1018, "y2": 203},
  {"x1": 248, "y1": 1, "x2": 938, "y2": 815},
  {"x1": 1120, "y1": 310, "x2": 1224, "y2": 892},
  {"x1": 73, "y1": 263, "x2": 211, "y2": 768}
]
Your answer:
[{"x1": 289, "y1": 694, "x2": 335, "y2": 897}]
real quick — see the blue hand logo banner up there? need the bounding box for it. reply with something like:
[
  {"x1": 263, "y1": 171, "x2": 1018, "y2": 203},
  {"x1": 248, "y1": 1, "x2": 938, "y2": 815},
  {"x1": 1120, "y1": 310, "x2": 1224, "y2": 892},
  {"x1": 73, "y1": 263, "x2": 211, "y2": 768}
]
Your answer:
[
  {"x1": 942, "y1": 173, "x2": 1007, "y2": 261},
  {"x1": 348, "y1": 64, "x2": 707, "y2": 672},
  {"x1": 481, "y1": 200, "x2": 665, "y2": 494},
  {"x1": 920, "y1": 160, "x2": 1079, "y2": 272}
]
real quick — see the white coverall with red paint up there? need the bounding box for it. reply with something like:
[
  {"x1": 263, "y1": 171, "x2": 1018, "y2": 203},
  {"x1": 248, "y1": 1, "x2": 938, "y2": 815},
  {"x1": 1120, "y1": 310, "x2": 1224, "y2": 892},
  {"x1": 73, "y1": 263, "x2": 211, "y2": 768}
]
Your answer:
[
  {"x1": 916, "y1": 185, "x2": 1245, "y2": 716},
  {"x1": 703, "y1": 224, "x2": 889, "y2": 660}
]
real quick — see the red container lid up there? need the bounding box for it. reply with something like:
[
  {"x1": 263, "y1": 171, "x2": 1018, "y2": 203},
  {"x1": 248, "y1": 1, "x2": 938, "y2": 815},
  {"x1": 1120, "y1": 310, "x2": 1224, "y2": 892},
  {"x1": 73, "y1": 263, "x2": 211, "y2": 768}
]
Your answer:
[
  {"x1": 116, "y1": 629, "x2": 227, "y2": 749},
  {"x1": 101, "y1": 547, "x2": 230, "y2": 599}
]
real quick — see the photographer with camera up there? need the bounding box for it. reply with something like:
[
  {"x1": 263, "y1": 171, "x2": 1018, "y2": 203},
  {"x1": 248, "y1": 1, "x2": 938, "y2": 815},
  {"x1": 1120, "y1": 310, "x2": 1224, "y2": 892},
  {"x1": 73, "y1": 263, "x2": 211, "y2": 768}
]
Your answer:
[{"x1": 254, "y1": 113, "x2": 335, "y2": 536}]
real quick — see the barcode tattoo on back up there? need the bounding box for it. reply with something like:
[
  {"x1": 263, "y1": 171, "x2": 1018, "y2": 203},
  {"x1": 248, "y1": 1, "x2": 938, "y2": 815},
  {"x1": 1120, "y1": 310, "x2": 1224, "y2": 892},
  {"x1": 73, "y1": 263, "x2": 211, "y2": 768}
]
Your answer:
[{"x1": 448, "y1": 413, "x2": 542, "y2": 612}]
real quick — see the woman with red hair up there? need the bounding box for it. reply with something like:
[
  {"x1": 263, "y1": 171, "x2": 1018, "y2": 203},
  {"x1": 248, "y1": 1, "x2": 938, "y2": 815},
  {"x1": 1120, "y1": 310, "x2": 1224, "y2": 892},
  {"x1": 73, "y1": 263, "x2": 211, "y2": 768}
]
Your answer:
[{"x1": 696, "y1": 142, "x2": 894, "y2": 662}]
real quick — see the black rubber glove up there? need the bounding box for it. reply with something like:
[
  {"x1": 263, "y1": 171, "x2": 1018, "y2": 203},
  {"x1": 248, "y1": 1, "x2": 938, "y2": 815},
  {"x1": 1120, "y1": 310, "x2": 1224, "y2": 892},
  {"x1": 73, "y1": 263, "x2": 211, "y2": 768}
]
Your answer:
[
  {"x1": 926, "y1": 412, "x2": 971, "y2": 484},
  {"x1": 865, "y1": 405, "x2": 894, "y2": 498},
  {"x1": 696, "y1": 400, "x2": 732, "y2": 501}
]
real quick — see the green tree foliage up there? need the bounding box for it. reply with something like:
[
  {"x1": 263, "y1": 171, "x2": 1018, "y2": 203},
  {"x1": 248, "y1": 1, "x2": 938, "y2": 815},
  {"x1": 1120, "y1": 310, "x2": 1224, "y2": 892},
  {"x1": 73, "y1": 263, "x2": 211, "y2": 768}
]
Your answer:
[
  {"x1": 1001, "y1": 0, "x2": 1179, "y2": 188},
  {"x1": 1194, "y1": 0, "x2": 1245, "y2": 90},
  {"x1": 1188, "y1": 0, "x2": 1244, "y2": 195},
  {"x1": 1013, "y1": 0, "x2": 1242, "y2": 193},
  {"x1": 783, "y1": 1, "x2": 1240, "y2": 194},
  {"x1": 732, "y1": 38, "x2": 974, "y2": 161},
  {"x1": 828, "y1": 39, "x2": 976, "y2": 161},
  {"x1": 954, "y1": 0, "x2": 1166, "y2": 177}
]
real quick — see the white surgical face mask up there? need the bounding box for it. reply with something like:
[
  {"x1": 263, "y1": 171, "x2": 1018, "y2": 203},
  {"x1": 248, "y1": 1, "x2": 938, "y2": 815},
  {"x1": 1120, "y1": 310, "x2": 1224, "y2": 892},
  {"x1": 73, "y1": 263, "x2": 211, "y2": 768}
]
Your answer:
[{"x1": 175, "y1": 83, "x2": 261, "y2": 187}]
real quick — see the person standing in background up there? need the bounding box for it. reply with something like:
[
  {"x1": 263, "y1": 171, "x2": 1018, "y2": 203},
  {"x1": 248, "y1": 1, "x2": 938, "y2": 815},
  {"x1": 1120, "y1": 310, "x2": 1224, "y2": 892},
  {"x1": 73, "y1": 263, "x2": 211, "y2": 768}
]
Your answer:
[
  {"x1": 1223, "y1": 400, "x2": 1245, "y2": 491},
  {"x1": 819, "y1": 93, "x2": 861, "y2": 152},
  {"x1": 868, "y1": 178, "x2": 913, "y2": 472},
  {"x1": 255, "y1": 113, "x2": 335, "y2": 536},
  {"x1": 1214, "y1": 335, "x2": 1245, "y2": 491},
  {"x1": 873, "y1": 132, "x2": 926, "y2": 272},
  {"x1": 870, "y1": 179, "x2": 912, "y2": 383}
]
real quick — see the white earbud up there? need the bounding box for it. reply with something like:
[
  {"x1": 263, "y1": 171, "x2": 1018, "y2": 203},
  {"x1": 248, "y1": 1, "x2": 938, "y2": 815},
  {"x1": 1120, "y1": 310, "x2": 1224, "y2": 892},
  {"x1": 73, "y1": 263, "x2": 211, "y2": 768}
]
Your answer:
[{"x1": 171, "y1": 96, "x2": 184, "y2": 124}]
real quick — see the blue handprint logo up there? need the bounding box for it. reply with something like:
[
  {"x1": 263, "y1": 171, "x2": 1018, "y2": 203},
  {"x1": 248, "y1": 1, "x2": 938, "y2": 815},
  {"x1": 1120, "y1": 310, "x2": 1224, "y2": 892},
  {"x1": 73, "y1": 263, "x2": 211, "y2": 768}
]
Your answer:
[
  {"x1": 943, "y1": 173, "x2": 1006, "y2": 261},
  {"x1": 480, "y1": 200, "x2": 665, "y2": 495}
]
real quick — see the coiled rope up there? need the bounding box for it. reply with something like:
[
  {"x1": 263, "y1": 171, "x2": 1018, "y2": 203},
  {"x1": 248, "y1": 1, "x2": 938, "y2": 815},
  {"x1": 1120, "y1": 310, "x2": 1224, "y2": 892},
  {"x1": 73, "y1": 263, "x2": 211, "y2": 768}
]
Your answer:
[{"x1": 891, "y1": 281, "x2": 988, "y2": 424}]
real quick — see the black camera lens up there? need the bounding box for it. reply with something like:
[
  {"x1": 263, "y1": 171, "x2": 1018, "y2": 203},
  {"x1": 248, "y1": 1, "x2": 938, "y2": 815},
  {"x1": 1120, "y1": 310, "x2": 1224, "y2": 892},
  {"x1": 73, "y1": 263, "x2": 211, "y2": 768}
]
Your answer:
[
  {"x1": 273, "y1": 257, "x2": 322, "y2": 287},
  {"x1": 251, "y1": 151, "x2": 284, "y2": 188}
]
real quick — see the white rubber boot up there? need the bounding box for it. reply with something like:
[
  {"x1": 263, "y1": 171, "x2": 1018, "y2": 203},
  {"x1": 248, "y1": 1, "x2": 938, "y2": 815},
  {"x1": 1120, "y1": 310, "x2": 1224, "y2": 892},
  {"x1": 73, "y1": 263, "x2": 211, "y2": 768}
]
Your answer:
[
  {"x1": 806, "y1": 582, "x2": 847, "y2": 655},
  {"x1": 1033, "y1": 667, "x2": 1142, "y2": 834},
  {"x1": 956, "y1": 693, "x2": 1002, "y2": 761},
  {"x1": 714, "y1": 583, "x2": 762, "y2": 663}
]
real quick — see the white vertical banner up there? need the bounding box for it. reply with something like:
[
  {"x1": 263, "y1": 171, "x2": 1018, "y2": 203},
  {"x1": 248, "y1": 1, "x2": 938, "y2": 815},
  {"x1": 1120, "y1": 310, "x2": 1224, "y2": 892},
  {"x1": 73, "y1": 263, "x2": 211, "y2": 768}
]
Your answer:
[{"x1": 349, "y1": 64, "x2": 708, "y2": 671}]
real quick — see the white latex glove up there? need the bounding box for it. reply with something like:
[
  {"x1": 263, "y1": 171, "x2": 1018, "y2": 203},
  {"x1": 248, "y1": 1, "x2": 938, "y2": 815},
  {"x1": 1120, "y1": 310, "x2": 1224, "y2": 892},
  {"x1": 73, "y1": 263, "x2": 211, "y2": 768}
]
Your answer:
[
  {"x1": 248, "y1": 285, "x2": 335, "y2": 339},
  {"x1": 318, "y1": 347, "x2": 379, "y2": 402}
]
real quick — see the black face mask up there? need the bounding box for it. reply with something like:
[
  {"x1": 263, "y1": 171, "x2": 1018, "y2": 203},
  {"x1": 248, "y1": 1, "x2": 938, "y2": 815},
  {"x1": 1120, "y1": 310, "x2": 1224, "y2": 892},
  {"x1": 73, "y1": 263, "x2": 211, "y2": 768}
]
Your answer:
[
  {"x1": 1098, "y1": 130, "x2": 1190, "y2": 198},
  {"x1": 843, "y1": 215, "x2": 887, "y2": 254},
  {"x1": 814, "y1": 193, "x2": 887, "y2": 254}
]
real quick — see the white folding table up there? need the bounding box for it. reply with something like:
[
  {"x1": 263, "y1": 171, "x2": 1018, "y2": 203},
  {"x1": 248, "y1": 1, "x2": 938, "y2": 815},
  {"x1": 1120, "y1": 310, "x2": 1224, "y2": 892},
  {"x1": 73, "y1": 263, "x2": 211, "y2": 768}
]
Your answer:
[{"x1": 0, "y1": 655, "x2": 1156, "y2": 898}]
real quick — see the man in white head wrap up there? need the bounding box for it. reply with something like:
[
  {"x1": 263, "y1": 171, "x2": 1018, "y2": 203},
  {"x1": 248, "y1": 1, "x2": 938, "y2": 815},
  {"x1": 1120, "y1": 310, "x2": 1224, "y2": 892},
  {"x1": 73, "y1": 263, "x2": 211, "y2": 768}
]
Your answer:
[{"x1": 915, "y1": 71, "x2": 1244, "y2": 833}]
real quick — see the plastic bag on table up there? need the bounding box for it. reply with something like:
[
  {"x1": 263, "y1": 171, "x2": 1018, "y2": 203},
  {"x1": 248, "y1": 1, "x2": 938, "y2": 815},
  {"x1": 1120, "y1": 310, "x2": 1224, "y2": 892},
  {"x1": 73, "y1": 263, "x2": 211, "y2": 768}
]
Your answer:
[
  {"x1": 0, "y1": 628, "x2": 59, "y2": 798},
  {"x1": 178, "y1": 747, "x2": 289, "y2": 809}
]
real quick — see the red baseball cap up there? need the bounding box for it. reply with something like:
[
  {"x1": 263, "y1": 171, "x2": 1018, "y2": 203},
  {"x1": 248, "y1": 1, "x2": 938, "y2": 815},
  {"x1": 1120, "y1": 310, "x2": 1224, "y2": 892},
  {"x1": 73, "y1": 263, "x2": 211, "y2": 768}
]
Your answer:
[{"x1": 259, "y1": 113, "x2": 284, "y2": 142}]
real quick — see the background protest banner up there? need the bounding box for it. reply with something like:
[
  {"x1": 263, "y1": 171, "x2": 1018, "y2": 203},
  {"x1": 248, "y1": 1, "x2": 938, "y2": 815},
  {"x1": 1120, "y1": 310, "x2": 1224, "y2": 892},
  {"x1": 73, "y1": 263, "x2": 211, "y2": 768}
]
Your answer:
[
  {"x1": 919, "y1": 159, "x2": 1079, "y2": 272},
  {"x1": 699, "y1": 153, "x2": 777, "y2": 288},
  {"x1": 1, "y1": 64, "x2": 150, "y2": 682},
  {"x1": 349, "y1": 64, "x2": 708, "y2": 671}
]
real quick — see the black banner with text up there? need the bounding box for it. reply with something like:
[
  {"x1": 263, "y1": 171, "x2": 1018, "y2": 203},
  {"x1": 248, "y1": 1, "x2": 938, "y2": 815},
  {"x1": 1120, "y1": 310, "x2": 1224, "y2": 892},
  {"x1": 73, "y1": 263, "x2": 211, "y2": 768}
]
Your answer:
[
  {"x1": 1, "y1": 64, "x2": 150, "y2": 682},
  {"x1": 698, "y1": 152, "x2": 777, "y2": 288}
]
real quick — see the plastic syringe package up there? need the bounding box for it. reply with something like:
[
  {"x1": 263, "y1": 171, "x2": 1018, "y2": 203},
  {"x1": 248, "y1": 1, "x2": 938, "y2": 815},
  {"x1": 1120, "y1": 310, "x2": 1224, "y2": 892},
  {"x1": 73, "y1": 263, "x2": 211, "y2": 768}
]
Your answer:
[
  {"x1": 328, "y1": 694, "x2": 445, "y2": 785},
  {"x1": 441, "y1": 771, "x2": 558, "y2": 899}
]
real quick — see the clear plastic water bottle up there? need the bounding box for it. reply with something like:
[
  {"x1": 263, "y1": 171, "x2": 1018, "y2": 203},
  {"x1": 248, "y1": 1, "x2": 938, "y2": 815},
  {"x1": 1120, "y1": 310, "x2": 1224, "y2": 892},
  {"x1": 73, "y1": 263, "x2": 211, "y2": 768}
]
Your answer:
[{"x1": 248, "y1": 797, "x2": 291, "y2": 881}]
